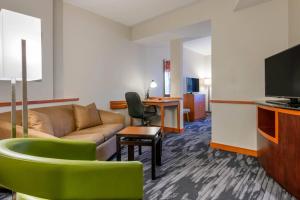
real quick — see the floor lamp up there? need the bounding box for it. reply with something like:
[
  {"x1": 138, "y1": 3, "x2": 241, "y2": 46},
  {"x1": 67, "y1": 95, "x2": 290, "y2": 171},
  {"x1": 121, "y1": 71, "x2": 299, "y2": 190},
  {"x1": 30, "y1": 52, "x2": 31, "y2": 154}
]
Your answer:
[
  {"x1": 204, "y1": 78, "x2": 212, "y2": 112},
  {"x1": 0, "y1": 9, "x2": 42, "y2": 138}
]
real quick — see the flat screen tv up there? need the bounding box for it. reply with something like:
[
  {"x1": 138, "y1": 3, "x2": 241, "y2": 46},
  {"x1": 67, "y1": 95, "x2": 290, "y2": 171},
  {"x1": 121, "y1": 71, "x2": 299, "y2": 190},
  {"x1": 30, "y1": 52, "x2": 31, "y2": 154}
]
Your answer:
[
  {"x1": 265, "y1": 44, "x2": 300, "y2": 105},
  {"x1": 186, "y1": 77, "x2": 199, "y2": 93}
]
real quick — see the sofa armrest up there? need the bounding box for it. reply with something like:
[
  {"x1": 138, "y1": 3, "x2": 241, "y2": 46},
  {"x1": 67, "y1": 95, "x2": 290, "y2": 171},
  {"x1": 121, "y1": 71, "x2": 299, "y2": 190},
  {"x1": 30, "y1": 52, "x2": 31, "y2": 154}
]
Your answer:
[
  {"x1": 98, "y1": 110, "x2": 125, "y2": 125},
  {"x1": 0, "y1": 120, "x2": 56, "y2": 140}
]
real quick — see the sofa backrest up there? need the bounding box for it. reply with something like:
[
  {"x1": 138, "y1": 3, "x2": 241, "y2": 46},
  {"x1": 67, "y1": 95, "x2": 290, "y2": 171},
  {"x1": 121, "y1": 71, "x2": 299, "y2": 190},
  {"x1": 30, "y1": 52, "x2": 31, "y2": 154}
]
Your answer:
[{"x1": 0, "y1": 105, "x2": 76, "y2": 138}]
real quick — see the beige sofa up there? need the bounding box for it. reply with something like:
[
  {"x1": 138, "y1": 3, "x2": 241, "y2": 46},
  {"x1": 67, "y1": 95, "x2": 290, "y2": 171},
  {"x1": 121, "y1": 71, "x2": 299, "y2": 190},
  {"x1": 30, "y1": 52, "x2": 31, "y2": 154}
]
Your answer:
[{"x1": 0, "y1": 105, "x2": 125, "y2": 160}]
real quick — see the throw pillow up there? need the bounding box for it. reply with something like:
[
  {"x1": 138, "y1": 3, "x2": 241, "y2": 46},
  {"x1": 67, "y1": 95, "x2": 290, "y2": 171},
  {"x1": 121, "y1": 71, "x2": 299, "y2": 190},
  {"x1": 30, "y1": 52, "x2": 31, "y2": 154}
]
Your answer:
[
  {"x1": 28, "y1": 110, "x2": 55, "y2": 135},
  {"x1": 73, "y1": 103, "x2": 102, "y2": 130}
]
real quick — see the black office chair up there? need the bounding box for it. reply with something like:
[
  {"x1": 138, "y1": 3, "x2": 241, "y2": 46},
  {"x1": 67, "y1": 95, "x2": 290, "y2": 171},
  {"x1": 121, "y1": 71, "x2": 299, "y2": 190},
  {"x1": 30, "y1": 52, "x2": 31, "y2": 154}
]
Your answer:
[
  {"x1": 125, "y1": 92, "x2": 158, "y2": 126},
  {"x1": 125, "y1": 92, "x2": 159, "y2": 155}
]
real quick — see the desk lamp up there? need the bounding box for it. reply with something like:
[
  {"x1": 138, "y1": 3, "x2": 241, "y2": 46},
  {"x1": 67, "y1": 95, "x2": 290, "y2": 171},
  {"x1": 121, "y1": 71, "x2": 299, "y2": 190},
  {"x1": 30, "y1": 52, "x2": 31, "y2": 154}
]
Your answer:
[{"x1": 146, "y1": 80, "x2": 157, "y2": 99}]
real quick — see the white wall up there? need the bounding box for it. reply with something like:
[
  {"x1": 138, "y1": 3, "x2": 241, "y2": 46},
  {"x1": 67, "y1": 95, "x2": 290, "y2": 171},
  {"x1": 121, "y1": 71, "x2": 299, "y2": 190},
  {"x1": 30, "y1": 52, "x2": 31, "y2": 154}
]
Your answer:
[
  {"x1": 141, "y1": 46, "x2": 169, "y2": 97},
  {"x1": 170, "y1": 39, "x2": 184, "y2": 97},
  {"x1": 183, "y1": 47, "x2": 211, "y2": 110},
  {"x1": 288, "y1": 0, "x2": 300, "y2": 47},
  {"x1": 0, "y1": 0, "x2": 293, "y2": 139},
  {"x1": 63, "y1": 3, "x2": 146, "y2": 110},
  {"x1": 170, "y1": 39, "x2": 184, "y2": 129},
  {"x1": 53, "y1": 0, "x2": 64, "y2": 98},
  {"x1": 212, "y1": 0, "x2": 288, "y2": 150},
  {"x1": 0, "y1": 0, "x2": 53, "y2": 101},
  {"x1": 183, "y1": 48, "x2": 211, "y2": 85},
  {"x1": 132, "y1": 0, "x2": 289, "y2": 150}
]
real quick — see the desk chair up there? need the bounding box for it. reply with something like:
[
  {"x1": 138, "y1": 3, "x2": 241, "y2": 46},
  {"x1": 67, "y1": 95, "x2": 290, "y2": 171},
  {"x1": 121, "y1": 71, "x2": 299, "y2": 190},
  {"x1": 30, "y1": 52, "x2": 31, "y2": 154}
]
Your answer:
[
  {"x1": 125, "y1": 92, "x2": 159, "y2": 155},
  {"x1": 125, "y1": 92, "x2": 158, "y2": 126}
]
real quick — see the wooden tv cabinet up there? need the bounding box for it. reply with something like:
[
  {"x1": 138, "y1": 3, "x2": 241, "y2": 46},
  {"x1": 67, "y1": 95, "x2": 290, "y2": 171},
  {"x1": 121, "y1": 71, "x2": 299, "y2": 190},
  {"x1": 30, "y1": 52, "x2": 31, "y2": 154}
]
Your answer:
[
  {"x1": 257, "y1": 103, "x2": 300, "y2": 199},
  {"x1": 184, "y1": 93, "x2": 206, "y2": 121}
]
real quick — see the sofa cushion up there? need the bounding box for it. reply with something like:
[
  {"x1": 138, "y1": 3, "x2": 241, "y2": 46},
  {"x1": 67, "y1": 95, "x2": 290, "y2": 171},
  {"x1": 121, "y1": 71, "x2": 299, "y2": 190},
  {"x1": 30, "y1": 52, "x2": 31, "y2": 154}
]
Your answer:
[
  {"x1": 63, "y1": 124, "x2": 123, "y2": 145},
  {"x1": 0, "y1": 120, "x2": 56, "y2": 140},
  {"x1": 62, "y1": 130, "x2": 105, "y2": 146},
  {"x1": 33, "y1": 105, "x2": 76, "y2": 137},
  {"x1": 73, "y1": 103, "x2": 102, "y2": 130},
  {"x1": 96, "y1": 124, "x2": 124, "y2": 140},
  {"x1": 28, "y1": 110, "x2": 54, "y2": 135}
]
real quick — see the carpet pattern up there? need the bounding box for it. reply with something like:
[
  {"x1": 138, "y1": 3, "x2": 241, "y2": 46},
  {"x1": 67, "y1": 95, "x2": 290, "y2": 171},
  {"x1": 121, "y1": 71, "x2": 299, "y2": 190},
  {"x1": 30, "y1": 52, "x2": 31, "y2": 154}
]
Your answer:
[
  {"x1": 0, "y1": 190, "x2": 11, "y2": 200},
  {"x1": 125, "y1": 117, "x2": 296, "y2": 200},
  {"x1": 0, "y1": 117, "x2": 296, "y2": 200}
]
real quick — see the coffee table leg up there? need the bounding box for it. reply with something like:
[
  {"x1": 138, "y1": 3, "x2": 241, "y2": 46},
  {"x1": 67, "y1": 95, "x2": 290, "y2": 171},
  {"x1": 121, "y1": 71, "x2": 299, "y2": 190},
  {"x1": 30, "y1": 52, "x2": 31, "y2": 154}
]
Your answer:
[
  {"x1": 116, "y1": 136, "x2": 121, "y2": 161},
  {"x1": 128, "y1": 145, "x2": 134, "y2": 161},
  {"x1": 138, "y1": 144, "x2": 142, "y2": 155},
  {"x1": 151, "y1": 139, "x2": 156, "y2": 180},
  {"x1": 156, "y1": 137, "x2": 162, "y2": 166}
]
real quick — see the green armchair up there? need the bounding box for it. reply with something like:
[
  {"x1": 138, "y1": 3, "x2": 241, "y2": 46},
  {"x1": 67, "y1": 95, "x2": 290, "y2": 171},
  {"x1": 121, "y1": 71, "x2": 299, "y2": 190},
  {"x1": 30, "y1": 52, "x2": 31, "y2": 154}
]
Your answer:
[{"x1": 0, "y1": 138, "x2": 144, "y2": 200}]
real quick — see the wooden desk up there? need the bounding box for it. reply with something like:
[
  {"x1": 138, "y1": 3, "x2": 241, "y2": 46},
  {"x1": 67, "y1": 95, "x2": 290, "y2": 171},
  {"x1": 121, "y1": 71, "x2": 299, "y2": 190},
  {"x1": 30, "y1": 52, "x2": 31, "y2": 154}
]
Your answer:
[
  {"x1": 143, "y1": 99, "x2": 181, "y2": 133},
  {"x1": 110, "y1": 98, "x2": 182, "y2": 133}
]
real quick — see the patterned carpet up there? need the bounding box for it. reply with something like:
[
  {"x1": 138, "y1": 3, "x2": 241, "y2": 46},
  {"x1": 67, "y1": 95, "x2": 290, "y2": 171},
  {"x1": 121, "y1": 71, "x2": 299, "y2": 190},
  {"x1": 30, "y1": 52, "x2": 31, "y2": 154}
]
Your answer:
[
  {"x1": 133, "y1": 117, "x2": 296, "y2": 200},
  {"x1": 0, "y1": 189, "x2": 11, "y2": 200},
  {"x1": 0, "y1": 117, "x2": 296, "y2": 200}
]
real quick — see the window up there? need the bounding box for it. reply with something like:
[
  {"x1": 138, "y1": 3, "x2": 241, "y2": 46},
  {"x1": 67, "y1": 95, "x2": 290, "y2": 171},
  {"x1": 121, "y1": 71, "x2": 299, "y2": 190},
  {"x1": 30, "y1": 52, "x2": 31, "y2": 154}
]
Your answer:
[{"x1": 163, "y1": 60, "x2": 171, "y2": 97}]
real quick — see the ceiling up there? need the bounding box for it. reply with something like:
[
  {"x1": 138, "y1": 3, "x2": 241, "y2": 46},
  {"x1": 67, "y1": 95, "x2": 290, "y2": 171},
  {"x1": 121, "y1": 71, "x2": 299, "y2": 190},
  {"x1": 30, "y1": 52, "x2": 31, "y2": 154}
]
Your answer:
[
  {"x1": 234, "y1": 0, "x2": 272, "y2": 11},
  {"x1": 64, "y1": 0, "x2": 201, "y2": 26},
  {"x1": 183, "y1": 37, "x2": 211, "y2": 56},
  {"x1": 135, "y1": 20, "x2": 211, "y2": 47}
]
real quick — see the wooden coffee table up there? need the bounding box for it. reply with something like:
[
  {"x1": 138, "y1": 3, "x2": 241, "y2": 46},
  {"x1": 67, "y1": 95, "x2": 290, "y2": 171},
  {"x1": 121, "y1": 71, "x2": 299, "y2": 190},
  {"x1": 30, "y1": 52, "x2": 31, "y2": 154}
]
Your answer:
[{"x1": 116, "y1": 126, "x2": 162, "y2": 180}]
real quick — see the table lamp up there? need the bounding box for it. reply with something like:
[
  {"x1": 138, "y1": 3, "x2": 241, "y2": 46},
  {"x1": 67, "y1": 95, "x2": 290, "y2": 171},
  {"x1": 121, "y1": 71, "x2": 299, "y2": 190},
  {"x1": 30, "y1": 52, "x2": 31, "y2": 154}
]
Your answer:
[
  {"x1": 0, "y1": 9, "x2": 42, "y2": 138},
  {"x1": 203, "y1": 78, "x2": 211, "y2": 112},
  {"x1": 146, "y1": 80, "x2": 157, "y2": 99}
]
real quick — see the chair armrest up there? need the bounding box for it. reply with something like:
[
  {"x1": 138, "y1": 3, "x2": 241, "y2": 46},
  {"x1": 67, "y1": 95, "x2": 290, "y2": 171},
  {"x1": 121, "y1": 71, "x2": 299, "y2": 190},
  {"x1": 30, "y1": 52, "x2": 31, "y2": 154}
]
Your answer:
[
  {"x1": 98, "y1": 110, "x2": 125, "y2": 125},
  {"x1": 0, "y1": 138, "x2": 143, "y2": 200},
  {"x1": 3, "y1": 138, "x2": 96, "y2": 161},
  {"x1": 0, "y1": 120, "x2": 56, "y2": 140}
]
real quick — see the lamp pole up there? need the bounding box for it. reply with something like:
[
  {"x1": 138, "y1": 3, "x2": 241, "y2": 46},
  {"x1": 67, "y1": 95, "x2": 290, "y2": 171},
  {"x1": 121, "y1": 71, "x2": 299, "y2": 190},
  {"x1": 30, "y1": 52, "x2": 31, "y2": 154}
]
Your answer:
[
  {"x1": 207, "y1": 85, "x2": 211, "y2": 112},
  {"x1": 203, "y1": 78, "x2": 211, "y2": 113},
  {"x1": 21, "y1": 39, "x2": 28, "y2": 138},
  {"x1": 11, "y1": 78, "x2": 16, "y2": 138}
]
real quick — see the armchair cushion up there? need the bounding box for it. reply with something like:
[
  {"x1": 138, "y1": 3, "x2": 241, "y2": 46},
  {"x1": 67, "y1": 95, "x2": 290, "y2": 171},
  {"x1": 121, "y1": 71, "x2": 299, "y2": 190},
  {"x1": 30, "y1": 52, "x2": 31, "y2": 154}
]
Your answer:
[{"x1": 73, "y1": 103, "x2": 102, "y2": 130}]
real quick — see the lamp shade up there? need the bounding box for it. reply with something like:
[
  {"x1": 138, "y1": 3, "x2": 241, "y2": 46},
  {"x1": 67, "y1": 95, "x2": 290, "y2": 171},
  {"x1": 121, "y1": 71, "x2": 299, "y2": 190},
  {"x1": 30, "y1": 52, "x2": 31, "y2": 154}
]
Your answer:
[
  {"x1": 0, "y1": 9, "x2": 42, "y2": 81},
  {"x1": 150, "y1": 80, "x2": 157, "y2": 88},
  {"x1": 203, "y1": 78, "x2": 211, "y2": 86}
]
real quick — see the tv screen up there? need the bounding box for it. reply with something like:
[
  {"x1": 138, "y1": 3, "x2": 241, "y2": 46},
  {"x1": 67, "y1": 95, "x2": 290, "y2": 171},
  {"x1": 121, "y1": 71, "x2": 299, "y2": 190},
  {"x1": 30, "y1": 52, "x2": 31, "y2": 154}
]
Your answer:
[
  {"x1": 265, "y1": 44, "x2": 300, "y2": 98},
  {"x1": 186, "y1": 78, "x2": 199, "y2": 93}
]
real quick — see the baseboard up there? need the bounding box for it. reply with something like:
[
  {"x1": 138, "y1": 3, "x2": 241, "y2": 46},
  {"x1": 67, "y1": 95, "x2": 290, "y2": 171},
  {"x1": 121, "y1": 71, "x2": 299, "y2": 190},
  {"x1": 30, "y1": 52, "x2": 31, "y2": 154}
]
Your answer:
[{"x1": 210, "y1": 142, "x2": 258, "y2": 157}]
